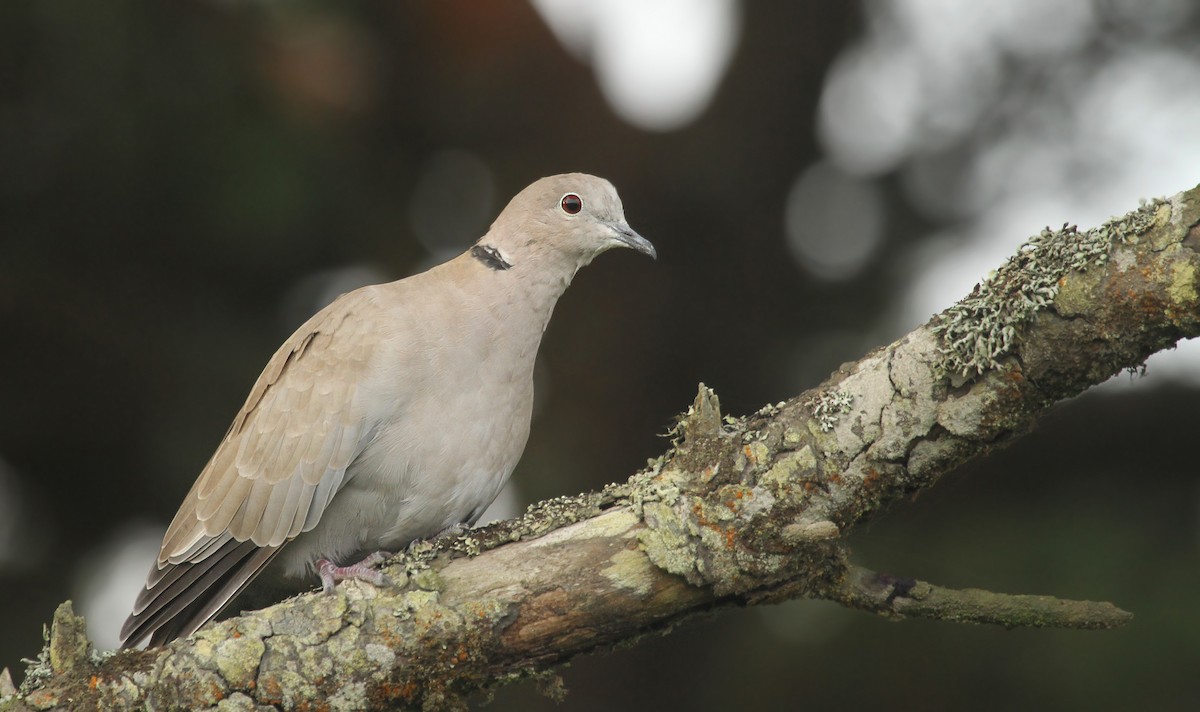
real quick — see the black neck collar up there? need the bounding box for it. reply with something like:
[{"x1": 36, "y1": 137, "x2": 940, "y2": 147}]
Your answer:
[{"x1": 471, "y1": 244, "x2": 512, "y2": 271}]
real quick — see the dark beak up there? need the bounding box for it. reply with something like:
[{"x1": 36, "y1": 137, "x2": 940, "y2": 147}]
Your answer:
[{"x1": 607, "y1": 220, "x2": 657, "y2": 260}]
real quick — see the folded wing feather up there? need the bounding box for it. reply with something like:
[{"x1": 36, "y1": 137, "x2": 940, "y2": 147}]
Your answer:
[{"x1": 120, "y1": 292, "x2": 378, "y2": 648}]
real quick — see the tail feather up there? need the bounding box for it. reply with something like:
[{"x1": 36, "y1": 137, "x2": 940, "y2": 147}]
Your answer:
[{"x1": 120, "y1": 538, "x2": 280, "y2": 649}]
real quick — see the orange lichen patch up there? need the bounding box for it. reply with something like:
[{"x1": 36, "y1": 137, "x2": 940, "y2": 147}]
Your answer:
[
  {"x1": 89, "y1": 675, "x2": 99, "y2": 690},
  {"x1": 1127, "y1": 291, "x2": 1168, "y2": 320},
  {"x1": 209, "y1": 681, "x2": 225, "y2": 702},
  {"x1": 24, "y1": 690, "x2": 58, "y2": 708},
  {"x1": 692, "y1": 500, "x2": 739, "y2": 550},
  {"x1": 723, "y1": 485, "x2": 752, "y2": 512},
  {"x1": 861, "y1": 467, "x2": 884, "y2": 491},
  {"x1": 457, "y1": 601, "x2": 486, "y2": 622},
  {"x1": 258, "y1": 674, "x2": 284, "y2": 704},
  {"x1": 377, "y1": 681, "x2": 420, "y2": 703}
]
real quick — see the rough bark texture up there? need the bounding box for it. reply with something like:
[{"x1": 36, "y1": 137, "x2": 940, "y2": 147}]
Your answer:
[{"x1": 5, "y1": 184, "x2": 1199, "y2": 711}]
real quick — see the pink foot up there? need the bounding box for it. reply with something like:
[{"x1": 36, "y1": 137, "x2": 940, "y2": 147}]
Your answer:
[{"x1": 317, "y1": 551, "x2": 391, "y2": 594}]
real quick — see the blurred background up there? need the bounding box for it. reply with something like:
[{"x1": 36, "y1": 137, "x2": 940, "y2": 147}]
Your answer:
[{"x1": 2, "y1": 0, "x2": 1198, "y2": 708}]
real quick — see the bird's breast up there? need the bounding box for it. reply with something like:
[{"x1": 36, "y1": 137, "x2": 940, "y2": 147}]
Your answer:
[{"x1": 277, "y1": 294, "x2": 540, "y2": 575}]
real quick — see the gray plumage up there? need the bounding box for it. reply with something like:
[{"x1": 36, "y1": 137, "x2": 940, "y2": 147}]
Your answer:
[{"x1": 120, "y1": 173, "x2": 655, "y2": 648}]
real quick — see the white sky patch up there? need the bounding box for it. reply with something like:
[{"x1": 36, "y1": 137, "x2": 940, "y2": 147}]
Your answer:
[
  {"x1": 1095, "y1": 338, "x2": 1200, "y2": 389},
  {"x1": 530, "y1": 0, "x2": 741, "y2": 131},
  {"x1": 1070, "y1": 48, "x2": 1200, "y2": 211},
  {"x1": 819, "y1": 0, "x2": 1096, "y2": 176},
  {"x1": 817, "y1": 37, "x2": 924, "y2": 175},
  {"x1": 785, "y1": 161, "x2": 885, "y2": 281},
  {"x1": 910, "y1": 51, "x2": 1200, "y2": 381},
  {"x1": 75, "y1": 523, "x2": 167, "y2": 651},
  {"x1": 901, "y1": 194, "x2": 1069, "y2": 324},
  {"x1": 889, "y1": 0, "x2": 1096, "y2": 61},
  {"x1": 817, "y1": 0, "x2": 1200, "y2": 386}
]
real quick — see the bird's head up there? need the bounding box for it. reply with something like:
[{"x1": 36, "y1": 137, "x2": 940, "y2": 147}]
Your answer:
[{"x1": 475, "y1": 173, "x2": 656, "y2": 275}]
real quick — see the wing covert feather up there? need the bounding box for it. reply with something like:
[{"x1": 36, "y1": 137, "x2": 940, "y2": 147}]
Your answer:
[{"x1": 121, "y1": 290, "x2": 384, "y2": 648}]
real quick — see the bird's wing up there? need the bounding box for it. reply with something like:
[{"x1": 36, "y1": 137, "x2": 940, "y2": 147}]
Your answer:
[{"x1": 120, "y1": 291, "x2": 380, "y2": 648}]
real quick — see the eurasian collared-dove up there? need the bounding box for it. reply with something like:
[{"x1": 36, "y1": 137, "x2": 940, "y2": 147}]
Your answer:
[{"x1": 120, "y1": 173, "x2": 655, "y2": 648}]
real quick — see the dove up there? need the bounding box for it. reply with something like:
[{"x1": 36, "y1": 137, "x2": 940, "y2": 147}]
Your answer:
[{"x1": 120, "y1": 173, "x2": 655, "y2": 648}]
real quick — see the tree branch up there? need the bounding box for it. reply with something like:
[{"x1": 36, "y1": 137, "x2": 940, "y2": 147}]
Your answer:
[
  {"x1": 5, "y1": 184, "x2": 1198, "y2": 711},
  {"x1": 825, "y1": 564, "x2": 1133, "y2": 629}
]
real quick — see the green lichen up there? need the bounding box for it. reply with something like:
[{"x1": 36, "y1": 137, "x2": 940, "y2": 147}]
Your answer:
[
  {"x1": 213, "y1": 632, "x2": 266, "y2": 690},
  {"x1": 759, "y1": 445, "x2": 817, "y2": 488},
  {"x1": 412, "y1": 568, "x2": 447, "y2": 592},
  {"x1": 932, "y1": 198, "x2": 1166, "y2": 377},
  {"x1": 1168, "y1": 259, "x2": 1198, "y2": 308},
  {"x1": 494, "y1": 489, "x2": 618, "y2": 544},
  {"x1": 18, "y1": 626, "x2": 53, "y2": 694},
  {"x1": 392, "y1": 590, "x2": 441, "y2": 621},
  {"x1": 214, "y1": 692, "x2": 259, "y2": 711},
  {"x1": 755, "y1": 401, "x2": 787, "y2": 417},
  {"x1": 805, "y1": 391, "x2": 853, "y2": 432},
  {"x1": 743, "y1": 440, "x2": 770, "y2": 465},
  {"x1": 638, "y1": 500, "x2": 702, "y2": 585}
]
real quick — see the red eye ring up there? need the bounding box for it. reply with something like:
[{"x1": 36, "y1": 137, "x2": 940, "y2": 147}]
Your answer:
[{"x1": 561, "y1": 193, "x2": 583, "y2": 215}]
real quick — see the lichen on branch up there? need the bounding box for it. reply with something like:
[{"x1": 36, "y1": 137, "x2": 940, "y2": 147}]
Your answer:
[
  {"x1": 5, "y1": 184, "x2": 1200, "y2": 712},
  {"x1": 932, "y1": 198, "x2": 1168, "y2": 378}
]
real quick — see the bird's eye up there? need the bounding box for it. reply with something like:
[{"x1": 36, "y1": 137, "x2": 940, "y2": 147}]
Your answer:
[{"x1": 561, "y1": 193, "x2": 583, "y2": 215}]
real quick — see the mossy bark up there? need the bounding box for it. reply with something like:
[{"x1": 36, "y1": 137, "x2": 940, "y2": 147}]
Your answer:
[{"x1": 5, "y1": 184, "x2": 1198, "y2": 711}]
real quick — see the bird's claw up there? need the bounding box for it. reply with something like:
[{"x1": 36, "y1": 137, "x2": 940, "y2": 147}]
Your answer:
[{"x1": 317, "y1": 551, "x2": 392, "y2": 594}]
